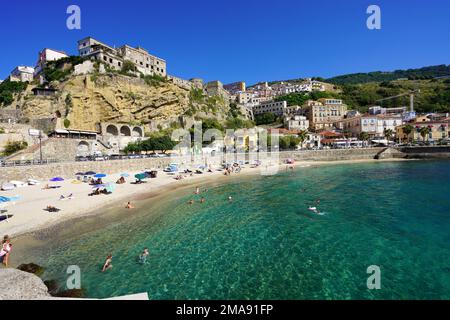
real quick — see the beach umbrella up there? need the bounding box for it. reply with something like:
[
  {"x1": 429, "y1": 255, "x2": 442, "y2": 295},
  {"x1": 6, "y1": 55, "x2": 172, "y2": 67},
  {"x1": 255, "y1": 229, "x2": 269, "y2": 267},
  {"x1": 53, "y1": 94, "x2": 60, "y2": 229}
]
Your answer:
[
  {"x1": 0, "y1": 195, "x2": 21, "y2": 203},
  {"x1": 50, "y1": 177, "x2": 64, "y2": 182},
  {"x1": 0, "y1": 196, "x2": 12, "y2": 203},
  {"x1": 94, "y1": 174, "x2": 107, "y2": 178},
  {"x1": 135, "y1": 173, "x2": 147, "y2": 180},
  {"x1": 85, "y1": 171, "x2": 96, "y2": 176},
  {"x1": 120, "y1": 173, "x2": 130, "y2": 177}
]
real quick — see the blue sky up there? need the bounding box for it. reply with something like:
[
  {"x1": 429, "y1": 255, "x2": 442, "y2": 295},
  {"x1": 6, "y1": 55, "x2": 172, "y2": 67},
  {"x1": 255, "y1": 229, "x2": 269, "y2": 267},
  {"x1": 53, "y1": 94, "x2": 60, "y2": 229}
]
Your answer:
[{"x1": 0, "y1": 0, "x2": 449, "y2": 84}]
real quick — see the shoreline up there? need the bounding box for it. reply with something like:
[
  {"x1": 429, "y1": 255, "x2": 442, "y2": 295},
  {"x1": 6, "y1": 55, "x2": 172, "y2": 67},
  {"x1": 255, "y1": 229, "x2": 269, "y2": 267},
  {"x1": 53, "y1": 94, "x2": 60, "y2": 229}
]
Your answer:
[{"x1": 2, "y1": 158, "x2": 415, "y2": 249}]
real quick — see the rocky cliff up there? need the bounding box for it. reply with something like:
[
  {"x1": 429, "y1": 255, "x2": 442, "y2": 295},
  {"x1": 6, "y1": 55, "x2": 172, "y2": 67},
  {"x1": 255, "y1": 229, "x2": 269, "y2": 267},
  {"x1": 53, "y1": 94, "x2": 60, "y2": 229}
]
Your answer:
[{"x1": 10, "y1": 73, "x2": 231, "y2": 133}]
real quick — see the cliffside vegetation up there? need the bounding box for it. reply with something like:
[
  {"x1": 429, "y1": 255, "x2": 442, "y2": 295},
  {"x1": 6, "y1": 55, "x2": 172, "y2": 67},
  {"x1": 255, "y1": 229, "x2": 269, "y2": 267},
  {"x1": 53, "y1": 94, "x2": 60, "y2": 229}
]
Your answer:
[
  {"x1": 2, "y1": 140, "x2": 28, "y2": 156},
  {"x1": 0, "y1": 80, "x2": 28, "y2": 106}
]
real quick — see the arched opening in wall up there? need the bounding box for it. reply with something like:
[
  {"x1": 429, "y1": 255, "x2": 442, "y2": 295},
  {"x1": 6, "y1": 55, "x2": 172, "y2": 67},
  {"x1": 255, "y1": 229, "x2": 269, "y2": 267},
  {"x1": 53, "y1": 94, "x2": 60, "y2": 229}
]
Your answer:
[
  {"x1": 106, "y1": 124, "x2": 119, "y2": 136},
  {"x1": 120, "y1": 126, "x2": 131, "y2": 137},
  {"x1": 77, "y1": 141, "x2": 90, "y2": 156},
  {"x1": 132, "y1": 127, "x2": 143, "y2": 137}
]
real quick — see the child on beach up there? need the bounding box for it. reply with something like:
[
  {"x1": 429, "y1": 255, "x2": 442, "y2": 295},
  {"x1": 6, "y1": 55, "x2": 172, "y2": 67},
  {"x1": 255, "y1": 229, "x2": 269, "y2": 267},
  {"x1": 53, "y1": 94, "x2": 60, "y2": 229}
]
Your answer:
[{"x1": 102, "y1": 254, "x2": 113, "y2": 272}]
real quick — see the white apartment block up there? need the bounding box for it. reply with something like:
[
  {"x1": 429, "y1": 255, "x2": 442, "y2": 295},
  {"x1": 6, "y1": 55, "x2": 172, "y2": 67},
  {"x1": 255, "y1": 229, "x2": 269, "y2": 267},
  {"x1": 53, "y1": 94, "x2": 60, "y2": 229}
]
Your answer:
[
  {"x1": 361, "y1": 115, "x2": 403, "y2": 137},
  {"x1": 252, "y1": 100, "x2": 288, "y2": 117},
  {"x1": 284, "y1": 115, "x2": 309, "y2": 131},
  {"x1": 10, "y1": 66, "x2": 35, "y2": 82},
  {"x1": 77, "y1": 37, "x2": 167, "y2": 77}
]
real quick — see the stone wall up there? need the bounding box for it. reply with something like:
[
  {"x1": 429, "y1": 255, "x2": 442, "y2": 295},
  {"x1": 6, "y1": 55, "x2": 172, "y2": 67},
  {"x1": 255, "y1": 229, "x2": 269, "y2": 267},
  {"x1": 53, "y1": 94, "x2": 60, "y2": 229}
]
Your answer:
[
  {"x1": 0, "y1": 157, "x2": 174, "y2": 183},
  {"x1": 2, "y1": 147, "x2": 449, "y2": 183},
  {"x1": 278, "y1": 147, "x2": 386, "y2": 162}
]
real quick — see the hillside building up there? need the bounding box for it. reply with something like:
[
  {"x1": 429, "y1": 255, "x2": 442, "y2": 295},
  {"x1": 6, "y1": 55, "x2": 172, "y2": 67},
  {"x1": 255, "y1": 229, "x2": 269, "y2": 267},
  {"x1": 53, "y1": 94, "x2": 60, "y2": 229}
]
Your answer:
[
  {"x1": 77, "y1": 37, "x2": 167, "y2": 77},
  {"x1": 9, "y1": 66, "x2": 35, "y2": 82}
]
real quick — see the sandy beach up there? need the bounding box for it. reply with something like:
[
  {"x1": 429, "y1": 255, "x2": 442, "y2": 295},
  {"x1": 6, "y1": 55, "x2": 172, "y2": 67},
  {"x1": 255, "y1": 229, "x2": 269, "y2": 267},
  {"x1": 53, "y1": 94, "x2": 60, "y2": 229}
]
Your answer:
[{"x1": 0, "y1": 158, "x2": 410, "y2": 239}]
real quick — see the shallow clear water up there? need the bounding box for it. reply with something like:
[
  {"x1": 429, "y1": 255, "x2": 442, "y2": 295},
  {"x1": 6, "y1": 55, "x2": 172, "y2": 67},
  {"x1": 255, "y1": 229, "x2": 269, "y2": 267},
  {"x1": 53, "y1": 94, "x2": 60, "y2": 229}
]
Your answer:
[{"x1": 32, "y1": 160, "x2": 450, "y2": 299}]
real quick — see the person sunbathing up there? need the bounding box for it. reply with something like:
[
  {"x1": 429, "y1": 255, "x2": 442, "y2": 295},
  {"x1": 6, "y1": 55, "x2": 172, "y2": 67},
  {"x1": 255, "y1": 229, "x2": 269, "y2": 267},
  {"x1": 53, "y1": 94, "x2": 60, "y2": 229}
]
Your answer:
[{"x1": 45, "y1": 205, "x2": 61, "y2": 213}]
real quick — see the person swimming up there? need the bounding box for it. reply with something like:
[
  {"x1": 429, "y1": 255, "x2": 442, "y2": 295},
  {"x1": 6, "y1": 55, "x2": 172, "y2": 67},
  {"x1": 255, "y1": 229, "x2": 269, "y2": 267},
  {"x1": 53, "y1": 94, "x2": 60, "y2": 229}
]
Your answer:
[
  {"x1": 102, "y1": 254, "x2": 113, "y2": 272},
  {"x1": 139, "y1": 248, "x2": 149, "y2": 264},
  {"x1": 200, "y1": 197, "x2": 205, "y2": 204},
  {"x1": 228, "y1": 196, "x2": 233, "y2": 202},
  {"x1": 308, "y1": 206, "x2": 321, "y2": 215},
  {"x1": 188, "y1": 199, "x2": 194, "y2": 205}
]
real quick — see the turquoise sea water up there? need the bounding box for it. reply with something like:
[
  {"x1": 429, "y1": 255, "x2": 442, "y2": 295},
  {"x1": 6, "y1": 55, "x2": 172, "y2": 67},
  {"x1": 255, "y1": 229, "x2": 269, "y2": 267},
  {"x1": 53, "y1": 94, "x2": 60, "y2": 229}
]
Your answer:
[{"x1": 32, "y1": 160, "x2": 450, "y2": 299}]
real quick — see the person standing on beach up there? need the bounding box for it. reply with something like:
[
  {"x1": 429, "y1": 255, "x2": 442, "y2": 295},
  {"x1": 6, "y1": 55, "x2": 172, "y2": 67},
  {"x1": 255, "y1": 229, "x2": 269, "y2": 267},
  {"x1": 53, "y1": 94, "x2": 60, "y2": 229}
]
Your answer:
[
  {"x1": 195, "y1": 187, "x2": 200, "y2": 195},
  {"x1": 0, "y1": 235, "x2": 12, "y2": 267},
  {"x1": 102, "y1": 254, "x2": 113, "y2": 272}
]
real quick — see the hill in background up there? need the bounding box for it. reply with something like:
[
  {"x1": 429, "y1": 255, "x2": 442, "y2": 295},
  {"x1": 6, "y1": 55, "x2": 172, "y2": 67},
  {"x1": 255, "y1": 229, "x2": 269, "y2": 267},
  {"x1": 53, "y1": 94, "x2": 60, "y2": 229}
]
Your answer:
[{"x1": 327, "y1": 65, "x2": 450, "y2": 85}]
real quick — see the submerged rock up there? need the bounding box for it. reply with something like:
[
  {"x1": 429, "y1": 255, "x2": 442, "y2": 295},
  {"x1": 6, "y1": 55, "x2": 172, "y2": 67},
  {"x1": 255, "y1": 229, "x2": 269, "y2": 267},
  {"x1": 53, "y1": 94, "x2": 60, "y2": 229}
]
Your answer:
[
  {"x1": 54, "y1": 288, "x2": 86, "y2": 298},
  {"x1": 17, "y1": 263, "x2": 45, "y2": 277},
  {"x1": 0, "y1": 268, "x2": 50, "y2": 300}
]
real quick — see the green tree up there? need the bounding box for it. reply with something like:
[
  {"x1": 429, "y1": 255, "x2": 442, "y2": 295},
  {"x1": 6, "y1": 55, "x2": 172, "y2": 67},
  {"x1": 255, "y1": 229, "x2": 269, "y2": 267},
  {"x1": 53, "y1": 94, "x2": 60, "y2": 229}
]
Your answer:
[
  {"x1": 419, "y1": 127, "x2": 430, "y2": 142},
  {"x1": 297, "y1": 130, "x2": 308, "y2": 149},
  {"x1": 255, "y1": 112, "x2": 278, "y2": 125},
  {"x1": 384, "y1": 129, "x2": 394, "y2": 142},
  {"x1": 402, "y1": 124, "x2": 414, "y2": 143},
  {"x1": 359, "y1": 131, "x2": 370, "y2": 142}
]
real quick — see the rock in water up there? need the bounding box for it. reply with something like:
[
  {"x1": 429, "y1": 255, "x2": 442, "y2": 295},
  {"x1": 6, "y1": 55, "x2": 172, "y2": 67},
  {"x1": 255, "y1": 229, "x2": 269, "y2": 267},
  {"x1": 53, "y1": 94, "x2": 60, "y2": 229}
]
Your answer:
[{"x1": 17, "y1": 263, "x2": 45, "y2": 277}]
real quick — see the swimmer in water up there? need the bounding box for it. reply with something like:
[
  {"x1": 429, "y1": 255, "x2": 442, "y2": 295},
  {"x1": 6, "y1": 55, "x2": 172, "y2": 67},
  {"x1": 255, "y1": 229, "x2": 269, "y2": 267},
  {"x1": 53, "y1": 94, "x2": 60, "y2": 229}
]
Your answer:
[
  {"x1": 139, "y1": 248, "x2": 149, "y2": 264},
  {"x1": 102, "y1": 254, "x2": 113, "y2": 272},
  {"x1": 188, "y1": 199, "x2": 194, "y2": 205},
  {"x1": 195, "y1": 187, "x2": 200, "y2": 195},
  {"x1": 228, "y1": 196, "x2": 233, "y2": 202},
  {"x1": 200, "y1": 197, "x2": 205, "y2": 204}
]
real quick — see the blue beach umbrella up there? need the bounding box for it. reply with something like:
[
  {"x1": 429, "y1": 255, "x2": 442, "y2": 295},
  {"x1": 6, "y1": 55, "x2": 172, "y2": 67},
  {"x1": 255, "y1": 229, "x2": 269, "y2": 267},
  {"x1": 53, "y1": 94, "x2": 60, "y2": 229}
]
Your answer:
[
  {"x1": 94, "y1": 174, "x2": 107, "y2": 178},
  {"x1": 50, "y1": 177, "x2": 64, "y2": 182},
  {"x1": 0, "y1": 196, "x2": 21, "y2": 203}
]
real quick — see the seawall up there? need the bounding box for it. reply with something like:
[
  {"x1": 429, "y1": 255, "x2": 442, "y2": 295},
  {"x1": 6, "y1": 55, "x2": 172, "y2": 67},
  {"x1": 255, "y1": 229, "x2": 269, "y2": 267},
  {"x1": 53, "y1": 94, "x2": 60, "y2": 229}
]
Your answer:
[{"x1": 1, "y1": 147, "x2": 450, "y2": 183}]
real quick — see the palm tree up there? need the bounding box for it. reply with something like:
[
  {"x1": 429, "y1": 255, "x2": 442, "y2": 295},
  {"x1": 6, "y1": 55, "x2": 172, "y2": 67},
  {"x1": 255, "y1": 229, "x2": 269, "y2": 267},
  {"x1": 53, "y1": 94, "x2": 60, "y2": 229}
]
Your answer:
[
  {"x1": 359, "y1": 132, "x2": 370, "y2": 147},
  {"x1": 402, "y1": 124, "x2": 414, "y2": 143},
  {"x1": 419, "y1": 127, "x2": 430, "y2": 143},
  {"x1": 384, "y1": 129, "x2": 394, "y2": 143},
  {"x1": 297, "y1": 130, "x2": 308, "y2": 149}
]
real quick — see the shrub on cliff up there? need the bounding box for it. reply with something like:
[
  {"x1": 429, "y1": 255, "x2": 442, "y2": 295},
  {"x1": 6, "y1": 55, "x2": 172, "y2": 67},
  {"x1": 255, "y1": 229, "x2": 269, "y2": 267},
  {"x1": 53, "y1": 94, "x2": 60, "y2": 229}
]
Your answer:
[
  {"x1": 0, "y1": 80, "x2": 28, "y2": 107},
  {"x1": 2, "y1": 140, "x2": 28, "y2": 156}
]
